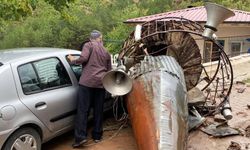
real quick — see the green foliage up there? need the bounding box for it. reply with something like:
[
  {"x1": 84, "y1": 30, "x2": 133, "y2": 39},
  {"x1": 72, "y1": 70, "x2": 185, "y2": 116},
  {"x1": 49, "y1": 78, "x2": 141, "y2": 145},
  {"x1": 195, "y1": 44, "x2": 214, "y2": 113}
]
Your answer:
[
  {"x1": 58, "y1": 0, "x2": 107, "y2": 49},
  {"x1": 172, "y1": 0, "x2": 203, "y2": 9},
  {"x1": 0, "y1": 0, "x2": 38, "y2": 42},
  {"x1": 44, "y1": 0, "x2": 75, "y2": 11},
  {"x1": 0, "y1": 1, "x2": 62, "y2": 48},
  {"x1": 176, "y1": 0, "x2": 250, "y2": 11},
  {"x1": 0, "y1": 0, "x2": 250, "y2": 53},
  {"x1": 138, "y1": 0, "x2": 172, "y2": 14},
  {"x1": 0, "y1": 0, "x2": 37, "y2": 21},
  {"x1": 106, "y1": 3, "x2": 148, "y2": 54},
  {"x1": 210, "y1": 0, "x2": 250, "y2": 11}
]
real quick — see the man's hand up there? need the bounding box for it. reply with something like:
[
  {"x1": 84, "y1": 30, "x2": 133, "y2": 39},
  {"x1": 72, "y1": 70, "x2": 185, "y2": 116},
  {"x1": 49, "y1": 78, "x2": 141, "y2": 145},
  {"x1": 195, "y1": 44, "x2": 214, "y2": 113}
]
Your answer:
[{"x1": 67, "y1": 54, "x2": 75, "y2": 62}]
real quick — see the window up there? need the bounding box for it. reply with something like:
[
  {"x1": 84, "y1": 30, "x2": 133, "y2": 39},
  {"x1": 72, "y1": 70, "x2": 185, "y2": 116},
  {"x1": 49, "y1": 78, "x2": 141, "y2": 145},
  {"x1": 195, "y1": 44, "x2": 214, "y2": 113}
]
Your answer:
[
  {"x1": 203, "y1": 41, "x2": 213, "y2": 63},
  {"x1": 66, "y1": 55, "x2": 82, "y2": 81},
  {"x1": 18, "y1": 63, "x2": 41, "y2": 94},
  {"x1": 217, "y1": 40, "x2": 225, "y2": 47},
  {"x1": 18, "y1": 58, "x2": 72, "y2": 94},
  {"x1": 231, "y1": 42, "x2": 242, "y2": 57},
  {"x1": 203, "y1": 41, "x2": 220, "y2": 62}
]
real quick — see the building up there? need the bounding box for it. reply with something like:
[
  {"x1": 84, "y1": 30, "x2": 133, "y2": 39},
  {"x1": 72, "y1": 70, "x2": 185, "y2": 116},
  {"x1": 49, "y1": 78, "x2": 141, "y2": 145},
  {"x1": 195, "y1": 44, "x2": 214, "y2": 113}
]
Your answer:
[{"x1": 124, "y1": 6, "x2": 250, "y2": 62}]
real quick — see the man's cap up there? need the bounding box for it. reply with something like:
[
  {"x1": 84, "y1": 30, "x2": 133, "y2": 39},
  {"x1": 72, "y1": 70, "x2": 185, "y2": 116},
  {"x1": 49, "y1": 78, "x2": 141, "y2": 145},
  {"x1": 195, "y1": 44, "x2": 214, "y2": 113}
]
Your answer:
[{"x1": 90, "y1": 30, "x2": 102, "y2": 39}]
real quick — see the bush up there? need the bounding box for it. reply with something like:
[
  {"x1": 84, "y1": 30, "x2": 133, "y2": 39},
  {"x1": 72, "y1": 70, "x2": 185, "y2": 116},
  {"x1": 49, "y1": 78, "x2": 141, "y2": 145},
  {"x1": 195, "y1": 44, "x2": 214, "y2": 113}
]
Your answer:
[
  {"x1": 0, "y1": 1, "x2": 63, "y2": 49},
  {"x1": 0, "y1": 0, "x2": 113, "y2": 50}
]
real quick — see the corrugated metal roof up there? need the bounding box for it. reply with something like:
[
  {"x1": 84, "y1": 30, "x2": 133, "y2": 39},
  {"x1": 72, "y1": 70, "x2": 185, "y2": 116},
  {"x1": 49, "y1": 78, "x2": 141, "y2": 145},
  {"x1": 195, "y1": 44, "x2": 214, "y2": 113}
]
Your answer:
[{"x1": 125, "y1": 6, "x2": 250, "y2": 23}]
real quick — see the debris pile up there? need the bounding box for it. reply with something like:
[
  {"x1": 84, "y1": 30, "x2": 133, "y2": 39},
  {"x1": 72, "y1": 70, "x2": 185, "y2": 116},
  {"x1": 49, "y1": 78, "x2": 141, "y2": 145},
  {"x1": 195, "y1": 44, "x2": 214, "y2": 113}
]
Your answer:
[
  {"x1": 235, "y1": 81, "x2": 246, "y2": 93},
  {"x1": 227, "y1": 141, "x2": 241, "y2": 150},
  {"x1": 245, "y1": 125, "x2": 250, "y2": 138}
]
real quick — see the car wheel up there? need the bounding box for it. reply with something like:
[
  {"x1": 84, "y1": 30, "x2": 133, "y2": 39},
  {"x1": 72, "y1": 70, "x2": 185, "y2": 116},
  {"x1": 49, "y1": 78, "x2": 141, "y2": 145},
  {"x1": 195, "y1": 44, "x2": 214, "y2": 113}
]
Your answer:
[{"x1": 2, "y1": 127, "x2": 41, "y2": 150}]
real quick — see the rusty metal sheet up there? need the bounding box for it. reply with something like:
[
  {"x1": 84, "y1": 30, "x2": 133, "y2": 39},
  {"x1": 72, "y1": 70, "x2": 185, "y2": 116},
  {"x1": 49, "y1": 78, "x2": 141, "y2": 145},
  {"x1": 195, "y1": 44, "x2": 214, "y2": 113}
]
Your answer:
[{"x1": 126, "y1": 56, "x2": 188, "y2": 150}]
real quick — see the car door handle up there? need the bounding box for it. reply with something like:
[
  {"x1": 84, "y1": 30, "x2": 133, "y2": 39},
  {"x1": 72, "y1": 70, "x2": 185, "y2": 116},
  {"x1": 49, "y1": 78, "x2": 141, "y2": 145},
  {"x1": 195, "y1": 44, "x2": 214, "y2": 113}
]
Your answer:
[{"x1": 35, "y1": 102, "x2": 46, "y2": 108}]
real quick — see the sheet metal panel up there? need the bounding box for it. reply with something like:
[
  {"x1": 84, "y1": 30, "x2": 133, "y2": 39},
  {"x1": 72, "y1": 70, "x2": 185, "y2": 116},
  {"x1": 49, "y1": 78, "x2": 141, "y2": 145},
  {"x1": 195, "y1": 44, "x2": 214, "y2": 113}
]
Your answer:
[{"x1": 127, "y1": 56, "x2": 188, "y2": 150}]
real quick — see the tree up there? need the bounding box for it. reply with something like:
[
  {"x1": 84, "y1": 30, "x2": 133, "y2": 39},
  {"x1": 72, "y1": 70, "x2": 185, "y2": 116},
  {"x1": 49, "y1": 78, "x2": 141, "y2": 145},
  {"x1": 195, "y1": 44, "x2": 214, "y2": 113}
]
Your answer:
[
  {"x1": 0, "y1": 0, "x2": 250, "y2": 53},
  {"x1": 44, "y1": 0, "x2": 76, "y2": 11},
  {"x1": 0, "y1": 0, "x2": 37, "y2": 21}
]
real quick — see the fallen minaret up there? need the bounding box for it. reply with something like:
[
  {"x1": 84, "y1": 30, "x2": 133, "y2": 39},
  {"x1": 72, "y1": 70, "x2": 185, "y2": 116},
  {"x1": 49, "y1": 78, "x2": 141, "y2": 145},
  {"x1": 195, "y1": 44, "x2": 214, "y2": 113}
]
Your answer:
[{"x1": 103, "y1": 3, "x2": 235, "y2": 150}]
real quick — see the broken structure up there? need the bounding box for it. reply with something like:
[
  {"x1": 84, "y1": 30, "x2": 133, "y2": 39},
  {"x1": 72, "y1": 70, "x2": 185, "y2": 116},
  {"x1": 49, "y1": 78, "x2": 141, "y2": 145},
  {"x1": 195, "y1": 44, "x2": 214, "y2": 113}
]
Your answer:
[{"x1": 103, "y1": 2, "x2": 235, "y2": 150}]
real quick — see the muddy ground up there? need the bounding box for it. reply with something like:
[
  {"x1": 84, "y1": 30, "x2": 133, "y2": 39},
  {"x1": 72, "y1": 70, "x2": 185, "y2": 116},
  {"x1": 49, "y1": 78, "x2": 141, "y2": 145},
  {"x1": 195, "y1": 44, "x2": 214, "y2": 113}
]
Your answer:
[
  {"x1": 188, "y1": 86, "x2": 250, "y2": 150},
  {"x1": 42, "y1": 85, "x2": 250, "y2": 150},
  {"x1": 43, "y1": 56, "x2": 250, "y2": 150},
  {"x1": 42, "y1": 118, "x2": 137, "y2": 150}
]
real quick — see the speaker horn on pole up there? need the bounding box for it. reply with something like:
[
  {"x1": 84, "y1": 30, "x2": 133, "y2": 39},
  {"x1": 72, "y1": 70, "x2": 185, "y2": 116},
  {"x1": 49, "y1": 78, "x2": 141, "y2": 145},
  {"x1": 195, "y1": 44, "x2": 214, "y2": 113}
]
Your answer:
[
  {"x1": 203, "y1": 3, "x2": 235, "y2": 38},
  {"x1": 102, "y1": 68, "x2": 132, "y2": 96}
]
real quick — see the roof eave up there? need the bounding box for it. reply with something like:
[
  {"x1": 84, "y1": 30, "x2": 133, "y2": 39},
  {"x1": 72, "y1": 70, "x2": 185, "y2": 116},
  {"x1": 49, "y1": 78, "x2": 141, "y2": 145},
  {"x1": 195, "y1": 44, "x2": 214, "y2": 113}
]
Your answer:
[
  {"x1": 123, "y1": 20, "x2": 206, "y2": 24},
  {"x1": 123, "y1": 20, "x2": 144, "y2": 24},
  {"x1": 124, "y1": 20, "x2": 250, "y2": 25}
]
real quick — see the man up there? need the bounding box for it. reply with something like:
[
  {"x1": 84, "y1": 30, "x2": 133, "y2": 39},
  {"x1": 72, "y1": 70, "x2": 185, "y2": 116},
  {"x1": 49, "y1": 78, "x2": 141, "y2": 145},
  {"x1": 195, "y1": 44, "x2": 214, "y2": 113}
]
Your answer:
[{"x1": 68, "y1": 30, "x2": 112, "y2": 148}]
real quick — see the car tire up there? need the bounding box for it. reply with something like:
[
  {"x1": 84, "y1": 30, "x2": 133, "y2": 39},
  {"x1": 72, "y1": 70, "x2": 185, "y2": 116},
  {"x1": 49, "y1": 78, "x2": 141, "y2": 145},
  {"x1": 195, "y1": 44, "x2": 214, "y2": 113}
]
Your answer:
[{"x1": 2, "y1": 127, "x2": 41, "y2": 150}]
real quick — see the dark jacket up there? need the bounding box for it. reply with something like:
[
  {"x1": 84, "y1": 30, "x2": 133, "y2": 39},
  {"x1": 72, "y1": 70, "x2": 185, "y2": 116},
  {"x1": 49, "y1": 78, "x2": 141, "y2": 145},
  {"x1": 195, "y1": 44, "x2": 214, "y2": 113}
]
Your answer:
[{"x1": 73, "y1": 40, "x2": 112, "y2": 88}]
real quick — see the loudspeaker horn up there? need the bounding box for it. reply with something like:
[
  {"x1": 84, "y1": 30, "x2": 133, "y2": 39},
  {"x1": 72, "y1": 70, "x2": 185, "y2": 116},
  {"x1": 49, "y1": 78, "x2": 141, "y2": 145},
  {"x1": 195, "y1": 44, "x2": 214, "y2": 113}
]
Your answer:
[
  {"x1": 102, "y1": 67, "x2": 132, "y2": 96},
  {"x1": 203, "y1": 3, "x2": 235, "y2": 38}
]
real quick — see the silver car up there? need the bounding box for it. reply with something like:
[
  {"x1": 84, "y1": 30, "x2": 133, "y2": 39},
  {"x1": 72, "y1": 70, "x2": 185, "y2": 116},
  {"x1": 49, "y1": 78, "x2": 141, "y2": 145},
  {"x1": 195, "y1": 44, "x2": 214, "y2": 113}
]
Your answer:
[{"x1": 0, "y1": 48, "x2": 112, "y2": 150}]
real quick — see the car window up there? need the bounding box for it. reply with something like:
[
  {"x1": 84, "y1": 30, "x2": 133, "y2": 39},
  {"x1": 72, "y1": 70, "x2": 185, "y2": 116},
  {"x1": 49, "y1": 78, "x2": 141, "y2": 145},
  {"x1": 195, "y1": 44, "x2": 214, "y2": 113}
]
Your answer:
[
  {"x1": 18, "y1": 57, "x2": 72, "y2": 94},
  {"x1": 66, "y1": 55, "x2": 82, "y2": 81},
  {"x1": 0, "y1": 62, "x2": 3, "y2": 66},
  {"x1": 18, "y1": 63, "x2": 41, "y2": 94}
]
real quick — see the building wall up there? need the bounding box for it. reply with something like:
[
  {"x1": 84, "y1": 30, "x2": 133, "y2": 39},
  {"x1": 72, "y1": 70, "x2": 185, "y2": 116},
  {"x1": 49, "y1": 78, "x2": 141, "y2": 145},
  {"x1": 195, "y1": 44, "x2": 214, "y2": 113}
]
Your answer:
[
  {"x1": 195, "y1": 24, "x2": 250, "y2": 61},
  {"x1": 217, "y1": 25, "x2": 250, "y2": 55}
]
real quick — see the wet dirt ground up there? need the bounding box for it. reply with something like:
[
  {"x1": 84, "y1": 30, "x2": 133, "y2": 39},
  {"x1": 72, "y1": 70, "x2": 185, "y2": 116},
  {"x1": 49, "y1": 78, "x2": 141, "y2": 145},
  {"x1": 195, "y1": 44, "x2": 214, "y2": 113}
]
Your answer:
[
  {"x1": 42, "y1": 117, "x2": 137, "y2": 150},
  {"x1": 43, "y1": 57, "x2": 250, "y2": 150},
  {"x1": 188, "y1": 86, "x2": 250, "y2": 150},
  {"x1": 42, "y1": 86, "x2": 250, "y2": 150}
]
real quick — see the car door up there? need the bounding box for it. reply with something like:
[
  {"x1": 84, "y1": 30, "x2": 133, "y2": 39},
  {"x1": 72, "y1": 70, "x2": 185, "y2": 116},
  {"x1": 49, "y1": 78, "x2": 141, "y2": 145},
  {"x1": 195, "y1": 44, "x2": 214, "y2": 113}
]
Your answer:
[{"x1": 15, "y1": 57, "x2": 78, "y2": 132}]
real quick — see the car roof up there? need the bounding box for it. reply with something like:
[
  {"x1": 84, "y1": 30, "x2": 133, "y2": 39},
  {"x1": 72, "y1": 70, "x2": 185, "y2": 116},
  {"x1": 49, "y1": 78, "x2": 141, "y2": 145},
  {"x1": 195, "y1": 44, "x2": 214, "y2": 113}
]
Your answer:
[{"x1": 0, "y1": 47, "x2": 80, "y2": 64}]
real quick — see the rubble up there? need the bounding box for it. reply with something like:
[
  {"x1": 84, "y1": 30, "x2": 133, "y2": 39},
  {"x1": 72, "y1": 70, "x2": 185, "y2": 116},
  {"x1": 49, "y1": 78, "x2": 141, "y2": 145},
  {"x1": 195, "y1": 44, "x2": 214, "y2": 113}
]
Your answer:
[
  {"x1": 247, "y1": 83, "x2": 250, "y2": 87},
  {"x1": 214, "y1": 114, "x2": 227, "y2": 123},
  {"x1": 245, "y1": 125, "x2": 250, "y2": 138},
  {"x1": 235, "y1": 81, "x2": 246, "y2": 93},
  {"x1": 188, "y1": 107, "x2": 206, "y2": 131},
  {"x1": 201, "y1": 122, "x2": 240, "y2": 137},
  {"x1": 187, "y1": 87, "x2": 206, "y2": 106},
  {"x1": 236, "y1": 87, "x2": 246, "y2": 93},
  {"x1": 227, "y1": 141, "x2": 241, "y2": 150}
]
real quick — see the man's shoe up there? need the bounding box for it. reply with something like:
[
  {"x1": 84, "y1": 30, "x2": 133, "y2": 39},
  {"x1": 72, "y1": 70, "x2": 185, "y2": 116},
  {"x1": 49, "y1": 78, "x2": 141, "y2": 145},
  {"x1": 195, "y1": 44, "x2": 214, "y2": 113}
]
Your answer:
[
  {"x1": 72, "y1": 139, "x2": 87, "y2": 148},
  {"x1": 94, "y1": 139, "x2": 101, "y2": 143}
]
